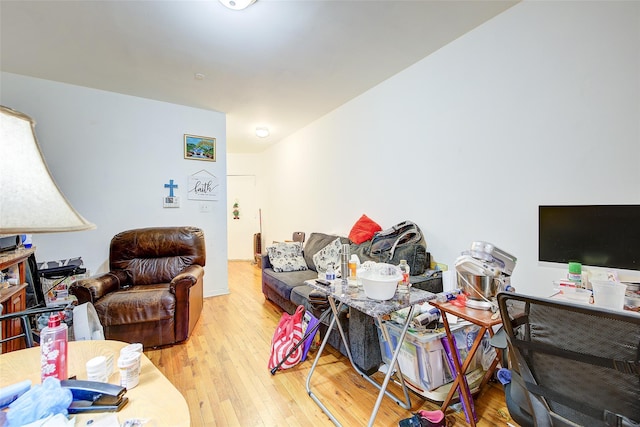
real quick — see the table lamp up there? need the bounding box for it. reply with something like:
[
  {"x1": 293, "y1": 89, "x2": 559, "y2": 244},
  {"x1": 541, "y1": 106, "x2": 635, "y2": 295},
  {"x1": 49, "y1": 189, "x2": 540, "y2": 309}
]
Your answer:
[{"x1": 0, "y1": 105, "x2": 95, "y2": 235}]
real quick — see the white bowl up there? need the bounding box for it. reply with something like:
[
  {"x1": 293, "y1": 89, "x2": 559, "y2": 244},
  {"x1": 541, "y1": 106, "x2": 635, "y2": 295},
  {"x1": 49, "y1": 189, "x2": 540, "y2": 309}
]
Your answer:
[{"x1": 359, "y1": 264, "x2": 401, "y2": 301}]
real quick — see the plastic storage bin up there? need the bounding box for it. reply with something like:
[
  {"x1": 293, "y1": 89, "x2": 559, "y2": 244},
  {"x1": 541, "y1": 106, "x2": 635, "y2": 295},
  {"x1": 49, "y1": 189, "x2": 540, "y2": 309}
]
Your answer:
[{"x1": 377, "y1": 320, "x2": 484, "y2": 395}]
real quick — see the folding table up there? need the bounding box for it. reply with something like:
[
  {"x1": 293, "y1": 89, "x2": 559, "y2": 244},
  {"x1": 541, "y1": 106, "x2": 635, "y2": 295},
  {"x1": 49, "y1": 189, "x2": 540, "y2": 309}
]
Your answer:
[
  {"x1": 429, "y1": 299, "x2": 503, "y2": 426},
  {"x1": 305, "y1": 280, "x2": 436, "y2": 427}
]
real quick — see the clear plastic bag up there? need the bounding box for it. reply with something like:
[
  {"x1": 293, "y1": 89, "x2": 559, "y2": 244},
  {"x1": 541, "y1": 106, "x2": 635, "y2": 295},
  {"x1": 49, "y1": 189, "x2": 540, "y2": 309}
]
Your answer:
[
  {"x1": 6, "y1": 377, "x2": 73, "y2": 426},
  {"x1": 480, "y1": 334, "x2": 498, "y2": 371}
]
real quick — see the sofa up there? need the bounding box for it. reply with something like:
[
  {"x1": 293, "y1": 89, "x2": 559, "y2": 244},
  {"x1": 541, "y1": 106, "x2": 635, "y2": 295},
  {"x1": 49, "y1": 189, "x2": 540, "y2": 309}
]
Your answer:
[
  {"x1": 70, "y1": 226, "x2": 205, "y2": 349},
  {"x1": 262, "y1": 231, "x2": 443, "y2": 373}
]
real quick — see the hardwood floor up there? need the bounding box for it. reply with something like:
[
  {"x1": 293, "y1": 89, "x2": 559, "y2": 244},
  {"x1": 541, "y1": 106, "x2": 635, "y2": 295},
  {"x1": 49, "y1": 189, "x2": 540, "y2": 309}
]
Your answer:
[{"x1": 145, "y1": 261, "x2": 517, "y2": 426}]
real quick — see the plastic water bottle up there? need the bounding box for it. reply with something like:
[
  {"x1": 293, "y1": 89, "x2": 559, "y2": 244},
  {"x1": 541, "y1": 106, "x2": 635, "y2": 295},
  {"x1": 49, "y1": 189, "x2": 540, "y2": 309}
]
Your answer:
[
  {"x1": 40, "y1": 313, "x2": 68, "y2": 381},
  {"x1": 325, "y1": 263, "x2": 336, "y2": 281},
  {"x1": 398, "y1": 259, "x2": 411, "y2": 295}
]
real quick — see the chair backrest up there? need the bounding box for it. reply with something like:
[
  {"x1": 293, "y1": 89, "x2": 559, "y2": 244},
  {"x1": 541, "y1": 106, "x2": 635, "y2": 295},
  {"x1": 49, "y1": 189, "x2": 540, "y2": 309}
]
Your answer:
[
  {"x1": 0, "y1": 305, "x2": 69, "y2": 349},
  {"x1": 292, "y1": 232, "x2": 305, "y2": 243},
  {"x1": 497, "y1": 292, "x2": 640, "y2": 427},
  {"x1": 109, "y1": 226, "x2": 206, "y2": 286}
]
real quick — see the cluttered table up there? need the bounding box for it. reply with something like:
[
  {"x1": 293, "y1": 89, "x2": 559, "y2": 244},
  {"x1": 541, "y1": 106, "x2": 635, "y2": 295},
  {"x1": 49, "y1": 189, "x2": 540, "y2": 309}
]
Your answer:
[
  {"x1": 0, "y1": 340, "x2": 189, "y2": 426},
  {"x1": 304, "y1": 279, "x2": 436, "y2": 427}
]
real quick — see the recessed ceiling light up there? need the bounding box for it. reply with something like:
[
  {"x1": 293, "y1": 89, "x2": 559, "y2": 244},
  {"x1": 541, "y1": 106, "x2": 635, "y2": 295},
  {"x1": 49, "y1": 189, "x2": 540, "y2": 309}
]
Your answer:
[
  {"x1": 194, "y1": 73, "x2": 205, "y2": 80},
  {"x1": 255, "y1": 127, "x2": 269, "y2": 138},
  {"x1": 219, "y1": 0, "x2": 256, "y2": 10}
]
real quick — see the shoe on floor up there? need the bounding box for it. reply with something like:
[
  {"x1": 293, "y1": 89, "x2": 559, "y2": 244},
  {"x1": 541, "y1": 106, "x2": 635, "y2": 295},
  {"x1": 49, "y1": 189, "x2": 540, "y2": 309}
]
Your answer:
[
  {"x1": 399, "y1": 410, "x2": 446, "y2": 427},
  {"x1": 416, "y1": 409, "x2": 446, "y2": 427}
]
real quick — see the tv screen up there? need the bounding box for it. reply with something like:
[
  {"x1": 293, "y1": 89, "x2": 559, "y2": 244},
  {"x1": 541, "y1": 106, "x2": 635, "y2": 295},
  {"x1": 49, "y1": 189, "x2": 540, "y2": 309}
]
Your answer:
[{"x1": 538, "y1": 205, "x2": 640, "y2": 271}]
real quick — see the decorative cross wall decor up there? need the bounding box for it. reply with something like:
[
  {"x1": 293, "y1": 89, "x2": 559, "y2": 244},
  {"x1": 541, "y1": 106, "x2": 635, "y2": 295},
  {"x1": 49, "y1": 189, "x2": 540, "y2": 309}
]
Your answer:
[
  {"x1": 164, "y1": 179, "x2": 178, "y2": 197},
  {"x1": 163, "y1": 179, "x2": 180, "y2": 208}
]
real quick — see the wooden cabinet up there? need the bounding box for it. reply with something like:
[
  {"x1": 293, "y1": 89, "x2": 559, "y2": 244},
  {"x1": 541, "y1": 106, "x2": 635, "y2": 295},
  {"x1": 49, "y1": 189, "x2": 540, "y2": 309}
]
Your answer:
[{"x1": 0, "y1": 247, "x2": 35, "y2": 353}]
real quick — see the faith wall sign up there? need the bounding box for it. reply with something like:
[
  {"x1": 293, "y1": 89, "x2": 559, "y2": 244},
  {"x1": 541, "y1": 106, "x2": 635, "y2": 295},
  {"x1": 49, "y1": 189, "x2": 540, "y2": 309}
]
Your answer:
[{"x1": 188, "y1": 170, "x2": 219, "y2": 201}]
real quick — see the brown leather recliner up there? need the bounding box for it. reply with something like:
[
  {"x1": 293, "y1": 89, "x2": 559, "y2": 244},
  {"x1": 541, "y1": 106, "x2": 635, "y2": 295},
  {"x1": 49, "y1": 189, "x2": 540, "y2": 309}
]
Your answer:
[{"x1": 70, "y1": 226, "x2": 206, "y2": 348}]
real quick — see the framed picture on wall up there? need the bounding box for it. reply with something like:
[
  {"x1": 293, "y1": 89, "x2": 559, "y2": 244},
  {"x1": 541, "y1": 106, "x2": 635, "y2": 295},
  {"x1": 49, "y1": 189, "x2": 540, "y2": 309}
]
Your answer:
[{"x1": 184, "y1": 134, "x2": 216, "y2": 162}]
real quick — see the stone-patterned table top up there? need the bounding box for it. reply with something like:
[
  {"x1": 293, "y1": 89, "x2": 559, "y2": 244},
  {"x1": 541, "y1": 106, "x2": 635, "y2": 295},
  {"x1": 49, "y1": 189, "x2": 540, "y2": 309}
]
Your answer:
[{"x1": 305, "y1": 279, "x2": 436, "y2": 318}]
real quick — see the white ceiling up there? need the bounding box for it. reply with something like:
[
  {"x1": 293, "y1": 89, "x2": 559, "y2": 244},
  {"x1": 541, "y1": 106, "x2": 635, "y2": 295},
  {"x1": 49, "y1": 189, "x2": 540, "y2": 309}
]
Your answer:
[{"x1": 0, "y1": 0, "x2": 517, "y2": 153}]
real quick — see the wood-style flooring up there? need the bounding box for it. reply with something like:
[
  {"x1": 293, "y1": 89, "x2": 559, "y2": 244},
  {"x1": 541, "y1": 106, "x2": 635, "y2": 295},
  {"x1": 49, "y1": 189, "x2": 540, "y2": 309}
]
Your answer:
[{"x1": 145, "y1": 261, "x2": 518, "y2": 426}]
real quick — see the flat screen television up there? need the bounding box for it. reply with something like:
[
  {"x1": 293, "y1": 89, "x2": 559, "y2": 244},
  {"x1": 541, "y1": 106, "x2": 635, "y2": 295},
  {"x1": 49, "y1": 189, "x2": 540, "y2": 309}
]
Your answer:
[{"x1": 538, "y1": 205, "x2": 640, "y2": 271}]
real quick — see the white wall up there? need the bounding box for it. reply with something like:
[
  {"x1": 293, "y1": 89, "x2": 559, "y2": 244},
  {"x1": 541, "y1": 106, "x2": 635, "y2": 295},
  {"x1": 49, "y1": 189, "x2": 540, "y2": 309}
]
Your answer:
[
  {"x1": 227, "y1": 153, "x2": 266, "y2": 259},
  {"x1": 1, "y1": 73, "x2": 229, "y2": 297},
  {"x1": 260, "y1": 1, "x2": 640, "y2": 296}
]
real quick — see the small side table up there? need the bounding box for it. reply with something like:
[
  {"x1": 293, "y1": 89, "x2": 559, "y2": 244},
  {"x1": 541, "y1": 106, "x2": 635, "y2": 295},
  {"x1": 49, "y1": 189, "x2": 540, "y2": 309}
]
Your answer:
[{"x1": 429, "y1": 300, "x2": 503, "y2": 426}]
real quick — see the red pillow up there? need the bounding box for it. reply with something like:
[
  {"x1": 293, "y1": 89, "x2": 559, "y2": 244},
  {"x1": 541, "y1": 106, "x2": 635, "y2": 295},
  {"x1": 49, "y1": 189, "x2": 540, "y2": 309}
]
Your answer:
[{"x1": 349, "y1": 214, "x2": 382, "y2": 244}]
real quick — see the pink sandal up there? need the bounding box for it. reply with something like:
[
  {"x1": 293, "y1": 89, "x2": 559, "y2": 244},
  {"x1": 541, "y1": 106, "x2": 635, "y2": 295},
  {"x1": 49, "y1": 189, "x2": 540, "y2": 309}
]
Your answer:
[{"x1": 416, "y1": 409, "x2": 446, "y2": 427}]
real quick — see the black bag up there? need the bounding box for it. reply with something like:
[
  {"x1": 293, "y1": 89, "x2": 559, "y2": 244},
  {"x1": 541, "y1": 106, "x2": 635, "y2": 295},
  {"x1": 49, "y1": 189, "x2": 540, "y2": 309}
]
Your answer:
[
  {"x1": 358, "y1": 220, "x2": 429, "y2": 275},
  {"x1": 25, "y1": 253, "x2": 45, "y2": 307}
]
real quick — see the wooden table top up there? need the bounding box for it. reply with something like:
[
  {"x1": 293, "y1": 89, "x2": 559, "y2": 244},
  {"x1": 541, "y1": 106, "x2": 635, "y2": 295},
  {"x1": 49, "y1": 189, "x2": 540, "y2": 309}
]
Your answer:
[
  {"x1": 429, "y1": 299, "x2": 503, "y2": 328},
  {"x1": 0, "y1": 340, "x2": 190, "y2": 426},
  {"x1": 0, "y1": 247, "x2": 35, "y2": 271}
]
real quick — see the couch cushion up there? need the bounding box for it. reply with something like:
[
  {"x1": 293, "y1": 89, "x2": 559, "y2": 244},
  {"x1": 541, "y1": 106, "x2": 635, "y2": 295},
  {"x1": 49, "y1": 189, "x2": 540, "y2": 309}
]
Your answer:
[
  {"x1": 303, "y1": 233, "x2": 350, "y2": 272},
  {"x1": 262, "y1": 268, "x2": 317, "y2": 300},
  {"x1": 290, "y1": 284, "x2": 316, "y2": 311},
  {"x1": 266, "y1": 242, "x2": 308, "y2": 272},
  {"x1": 312, "y1": 237, "x2": 342, "y2": 274},
  {"x1": 94, "y1": 284, "x2": 175, "y2": 326},
  {"x1": 348, "y1": 214, "x2": 382, "y2": 244}
]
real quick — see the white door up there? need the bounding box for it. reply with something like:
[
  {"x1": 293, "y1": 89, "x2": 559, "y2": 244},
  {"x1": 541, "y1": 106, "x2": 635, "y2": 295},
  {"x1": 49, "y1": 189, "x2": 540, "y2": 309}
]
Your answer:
[{"x1": 227, "y1": 175, "x2": 259, "y2": 260}]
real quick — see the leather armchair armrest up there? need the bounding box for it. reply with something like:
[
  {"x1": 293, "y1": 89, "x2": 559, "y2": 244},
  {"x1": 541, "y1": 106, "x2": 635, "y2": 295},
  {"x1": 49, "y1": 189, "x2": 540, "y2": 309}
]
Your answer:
[
  {"x1": 170, "y1": 264, "x2": 204, "y2": 293},
  {"x1": 171, "y1": 264, "x2": 205, "y2": 342},
  {"x1": 69, "y1": 271, "x2": 128, "y2": 304}
]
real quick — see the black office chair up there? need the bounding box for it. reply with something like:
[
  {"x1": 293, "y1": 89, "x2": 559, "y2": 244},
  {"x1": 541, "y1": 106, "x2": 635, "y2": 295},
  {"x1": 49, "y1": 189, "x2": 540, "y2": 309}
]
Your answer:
[
  {"x1": 496, "y1": 292, "x2": 640, "y2": 427},
  {"x1": 0, "y1": 252, "x2": 72, "y2": 350}
]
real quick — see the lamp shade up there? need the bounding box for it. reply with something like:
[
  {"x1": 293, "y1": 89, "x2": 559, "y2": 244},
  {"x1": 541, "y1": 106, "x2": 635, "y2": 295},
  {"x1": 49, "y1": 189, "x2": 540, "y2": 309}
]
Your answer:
[{"x1": 0, "y1": 105, "x2": 95, "y2": 233}]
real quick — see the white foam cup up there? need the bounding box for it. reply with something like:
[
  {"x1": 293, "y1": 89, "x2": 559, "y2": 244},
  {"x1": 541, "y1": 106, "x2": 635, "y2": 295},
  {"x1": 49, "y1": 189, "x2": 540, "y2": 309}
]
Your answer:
[
  {"x1": 86, "y1": 356, "x2": 109, "y2": 382},
  {"x1": 591, "y1": 280, "x2": 627, "y2": 310}
]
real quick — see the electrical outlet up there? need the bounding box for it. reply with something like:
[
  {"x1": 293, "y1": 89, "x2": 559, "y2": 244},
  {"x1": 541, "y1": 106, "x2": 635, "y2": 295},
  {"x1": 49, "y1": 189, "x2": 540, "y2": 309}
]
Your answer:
[{"x1": 199, "y1": 203, "x2": 211, "y2": 213}]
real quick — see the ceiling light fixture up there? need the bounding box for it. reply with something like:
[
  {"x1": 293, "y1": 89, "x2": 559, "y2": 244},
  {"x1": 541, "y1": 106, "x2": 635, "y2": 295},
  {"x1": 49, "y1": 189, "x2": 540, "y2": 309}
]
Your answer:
[
  {"x1": 255, "y1": 127, "x2": 269, "y2": 138},
  {"x1": 219, "y1": 0, "x2": 256, "y2": 11}
]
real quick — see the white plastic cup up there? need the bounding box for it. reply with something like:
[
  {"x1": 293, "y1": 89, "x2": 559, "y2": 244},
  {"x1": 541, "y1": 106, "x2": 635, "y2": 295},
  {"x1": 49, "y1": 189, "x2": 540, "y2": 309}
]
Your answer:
[
  {"x1": 86, "y1": 356, "x2": 108, "y2": 382},
  {"x1": 120, "y1": 343, "x2": 143, "y2": 383},
  {"x1": 118, "y1": 352, "x2": 141, "y2": 389},
  {"x1": 120, "y1": 343, "x2": 143, "y2": 356},
  {"x1": 591, "y1": 280, "x2": 627, "y2": 310}
]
